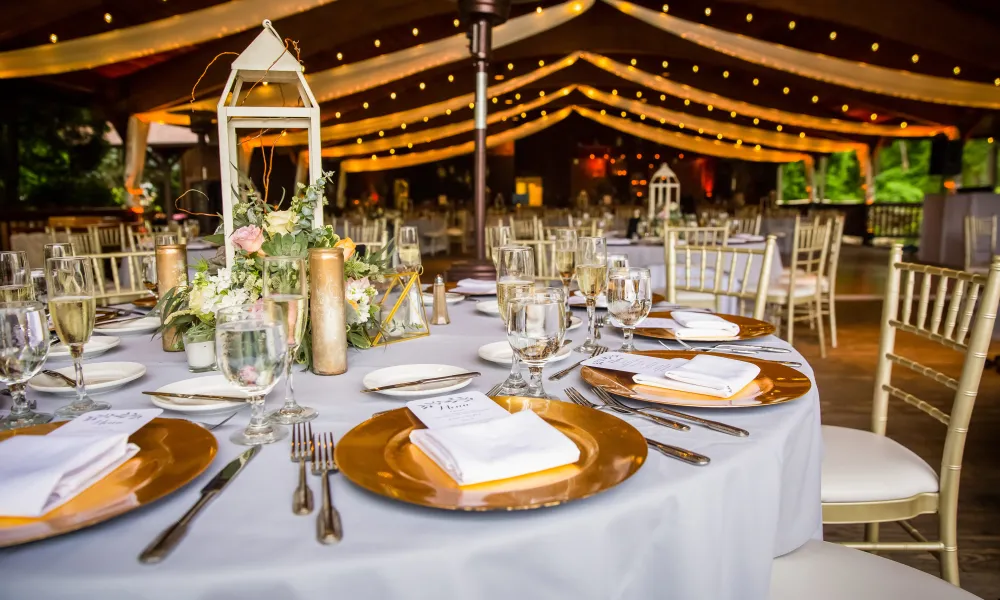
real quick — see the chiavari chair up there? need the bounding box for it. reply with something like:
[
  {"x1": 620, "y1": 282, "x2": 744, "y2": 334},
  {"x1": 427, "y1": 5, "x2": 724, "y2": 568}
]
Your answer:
[
  {"x1": 821, "y1": 245, "x2": 1000, "y2": 586},
  {"x1": 665, "y1": 231, "x2": 777, "y2": 320},
  {"x1": 767, "y1": 217, "x2": 830, "y2": 357},
  {"x1": 85, "y1": 251, "x2": 156, "y2": 306},
  {"x1": 963, "y1": 215, "x2": 996, "y2": 273},
  {"x1": 664, "y1": 225, "x2": 729, "y2": 246},
  {"x1": 728, "y1": 214, "x2": 762, "y2": 236}
]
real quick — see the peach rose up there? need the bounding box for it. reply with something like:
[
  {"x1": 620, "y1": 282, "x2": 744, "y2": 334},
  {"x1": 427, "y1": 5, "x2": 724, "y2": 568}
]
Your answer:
[
  {"x1": 335, "y1": 237, "x2": 356, "y2": 260},
  {"x1": 231, "y1": 225, "x2": 265, "y2": 254}
]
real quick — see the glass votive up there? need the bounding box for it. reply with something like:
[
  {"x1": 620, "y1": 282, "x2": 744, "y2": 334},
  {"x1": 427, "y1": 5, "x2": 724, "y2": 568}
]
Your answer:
[{"x1": 183, "y1": 329, "x2": 217, "y2": 373}]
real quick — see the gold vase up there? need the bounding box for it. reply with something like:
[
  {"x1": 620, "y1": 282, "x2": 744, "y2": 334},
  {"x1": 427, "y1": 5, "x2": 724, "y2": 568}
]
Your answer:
[
  {"x1": 309, "y1": 247, "x2": 347, "y2": 375},
  {"x1": 156, "y1": 243, "x2": 188, "y2": 352}
]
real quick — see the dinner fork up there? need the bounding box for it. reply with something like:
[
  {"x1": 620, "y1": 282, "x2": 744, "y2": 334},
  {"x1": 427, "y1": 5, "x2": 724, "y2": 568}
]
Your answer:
[
  {"x1": 565, "y1": 387, "x2": 689, "y2": 431},
  {"x1": 564, "y1": 389, "x2": 709, "y2": 466},
  {"x1": 42, "y1": 369, "x2": 77, "y2": 386},
  {"x1": 549, "y1": 346, "x2": 608, "y2": 381},
  {"x1": 486, "y1": 382, "x2": 505, "y2": 397},
  {"x1": 590, "y1": 386, "x2": 748, "y2": 437},
  {"x1": 658, "y1": 341, "x2": 802, "y2": 367},
  {"x1": 291, "y1": 423, "x2": 315, "y2": 516},
  {"x1": 311, "y1": 432, "x2": 343, "y2": 544}
]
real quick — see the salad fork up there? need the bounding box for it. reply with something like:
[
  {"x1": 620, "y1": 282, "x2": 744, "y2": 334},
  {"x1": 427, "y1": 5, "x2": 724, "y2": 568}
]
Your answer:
[
  {"x1": 311, "y1": 432, "x2": 343, "y2": 544},
  {"x1": 565, "y1": 386, "x2": 688, "y2": 431},
  {"x1": 590, "y1": 386, "x2": 748, "y2": 437},
  {"x1": 291, "y1": 423, "x2": 314, "y2": 516}
]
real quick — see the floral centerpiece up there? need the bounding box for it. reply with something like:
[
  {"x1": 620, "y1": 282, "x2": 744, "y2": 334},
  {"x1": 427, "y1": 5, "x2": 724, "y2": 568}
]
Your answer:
[{"x1": 158, "y1": 172, "x2": 391, "y2": 359}]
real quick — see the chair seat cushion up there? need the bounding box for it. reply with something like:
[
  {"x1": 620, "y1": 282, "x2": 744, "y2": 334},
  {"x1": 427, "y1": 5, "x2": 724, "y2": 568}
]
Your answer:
[
  {"x1": 674, "y1": 290, "x2": 717, "y2": 303},
  {"x1": 770, "y1": 540, "x2": 979, "y2": 600},
  {"x1": 821, "y1": 425, "x2": 938, "y2": 503},
  {"x1": 767, "y1": 281, "x2": 819, "y2": 300},
  {"x1": 778, "y1": 269, "x2": 830, "y2": 291}
]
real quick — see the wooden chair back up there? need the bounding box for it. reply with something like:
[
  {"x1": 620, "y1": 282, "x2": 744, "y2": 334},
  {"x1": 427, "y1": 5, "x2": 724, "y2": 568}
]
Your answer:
[
  {"x1": 86, "y1": 251, "x2": 155, "y2": 306},
  {"x1": 664, "y1": 225, "x2": 730, "y2": 246},
  {"x1": 728, "y1": 215, "x2": 762, "y2": 236}
]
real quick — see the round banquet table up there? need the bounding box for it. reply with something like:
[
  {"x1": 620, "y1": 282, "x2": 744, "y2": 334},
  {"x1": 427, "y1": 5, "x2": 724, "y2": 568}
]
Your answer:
[{"x1": 0, "y1": 301, "x2": 821, "y2": 600}]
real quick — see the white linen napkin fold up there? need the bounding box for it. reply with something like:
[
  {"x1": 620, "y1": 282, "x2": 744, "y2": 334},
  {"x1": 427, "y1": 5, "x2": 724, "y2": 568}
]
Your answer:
[
  {"x1": 453, "y1": 278, "x2": 497, "y2": 293},
  {"x1": 664, "y1": 311, "x2": 740, "y2": 338},
  {"x1": 633, "y1": 354, "x2": 760, "y2": 398},
  {"x1": 0, "y1": 433, "x2": 139, "y2": 517},
  {"x1": 606, "y1": 237, "x2": 632, "y2": 246},
  {"x1": 409, "y1": 410, "x2": 581, "y2": 486}
]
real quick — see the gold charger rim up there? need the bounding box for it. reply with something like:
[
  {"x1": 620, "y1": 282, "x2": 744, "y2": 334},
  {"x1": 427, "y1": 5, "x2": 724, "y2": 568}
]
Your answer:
[
  {"x1": 0, "y1": 417, "x2": 218, "y2": 548},
  {"x1": 335, "y1": 396, "x2": 648, "y2": 512},
  {"x1": 633, "y1": 310, "x2": 776, "y2": 341},
  {"x1": 581, "y1": 350, "x2": 812, "y2": 409}
]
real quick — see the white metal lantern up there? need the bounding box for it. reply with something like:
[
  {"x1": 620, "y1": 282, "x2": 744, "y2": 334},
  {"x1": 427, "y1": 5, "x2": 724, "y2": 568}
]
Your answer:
[
  {"x1": 217, "y1": 20, "x2": 323, "y2": 267},
  {"x1": 648, "y1": 163, "x2": 680, "y2": 221}
]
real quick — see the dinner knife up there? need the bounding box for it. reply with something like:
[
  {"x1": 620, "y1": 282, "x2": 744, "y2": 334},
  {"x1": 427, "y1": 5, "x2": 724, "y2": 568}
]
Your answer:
[
  {"x1": 141, "y1": 391, "x2": 249, "y2": 403},
  {"x1": 360, "y1": 372, "x2": 481, "y2": 393},
  {"x1": 139, "y1": 446, "x2": 260, "y2": 564}
]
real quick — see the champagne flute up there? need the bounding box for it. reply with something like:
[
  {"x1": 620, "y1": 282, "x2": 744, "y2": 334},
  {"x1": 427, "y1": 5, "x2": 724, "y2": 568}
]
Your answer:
[
  {"x1": 506, "y1": 288, "x2": 566, "y2": 399},
  {"x1": 44, "y1": 243, "x2": 75, "y2": 262},
  {"x1": 554, "y1": 228, "x2": 577, "y2": 329},
  {"x1": 0, "y1": 251, "x2": 33, "y2": 303},
  {"x1": 45, "y1": 256, "x2": 108, "y2": 417},
  {"x1": 575, "y1": 236, "x2": 608, "y2": 353},
  {"x1": 154, "y1": 233, "x2": 178, "y2": 247},
  {"x1": 397, "y1": 226, "x2": 422, "y2": 270},
  {"x1": 487, "y1": 225, "x2": 512, "y2": 268},
  {"x1": 262, "y1": 256, "x2": 316, "y2": 424},
  {"x1": 608, "y1": 254, "x2": 629, "y2": 270},
  {"x1": 495, "y1": 245, "x2": 535, "y2": 395},
  {"x1": 0, "y1": 301, "x2": 53, "y2": 429},
  {"x1": 607, "y1": 267, "x2": 652, "y2": 352},
  {"x1": 216, "y1": 306, "x2": 289, "y2": 445}
]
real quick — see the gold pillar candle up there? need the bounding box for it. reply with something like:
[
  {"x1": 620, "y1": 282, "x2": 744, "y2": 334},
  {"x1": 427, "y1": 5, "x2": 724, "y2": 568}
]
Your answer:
[
  {"x1": 156, "y1": 243, "x2": 188, "y2": 352},
  {"x1": 309, "y1": 247, "x2": 347, "y2": 375}
]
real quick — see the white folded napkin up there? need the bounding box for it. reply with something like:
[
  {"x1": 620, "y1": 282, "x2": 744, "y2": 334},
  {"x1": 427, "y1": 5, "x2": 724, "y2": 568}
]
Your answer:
[
  {"x1": 410, "y1": 410, "x2": 581, "y2": 486},
  {"x1": 664, "y1": 311, "x2": 740, "y2": 339},
  {"x1": 0, "y1": 433, "x2": 139, "y2": 517},
  {"x1": 569, "y1": 291, "x2": 608, "y2": 307},
  {"x1": 606, "y1": 237, "x2": 632, "y2": 246},
  {"x1": 633, "y1": 354, "x2": 760, "y2": 398}
]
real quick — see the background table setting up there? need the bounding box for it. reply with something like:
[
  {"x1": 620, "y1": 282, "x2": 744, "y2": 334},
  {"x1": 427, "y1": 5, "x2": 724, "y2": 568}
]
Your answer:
[{"x1": 0, "y1": 292, "x2": 821, "y2": 600}]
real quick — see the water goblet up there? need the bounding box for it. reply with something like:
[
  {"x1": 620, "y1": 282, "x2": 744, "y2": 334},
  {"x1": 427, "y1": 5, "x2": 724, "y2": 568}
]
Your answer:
[
  {"x1": 554, "y1": 228, "x2": 577, "y2": 329},
  {"x1": 506, "y1": 288, "x2": 567, "y2": 399},
  {"x1": 43, "y1": 243, "x2": 75, "y2": 262},
  {"x1": 495, "y1": 245, "x2": 535, "y2": 395},
  {"x1": 575, "y1": 236, "x2": 608, "y2": 353},
  {"x1": 216, "y1": 305, "x2": 289, "y2": 446},
  {"x1": 0, "y1": 301, "x2": 53, "y2": 429},
  {"x1": 607, "y1": 267, "x2": 652, "y2": 352},
  {"x1": 45, "y1": 257, "x2": 108, "y2": 417},
  {"x1": 261, "y1": 256, "x2": 316, "y2": 424},
  {"x1": 608, "y1": 254, "x2": 629, "y2": 270}
]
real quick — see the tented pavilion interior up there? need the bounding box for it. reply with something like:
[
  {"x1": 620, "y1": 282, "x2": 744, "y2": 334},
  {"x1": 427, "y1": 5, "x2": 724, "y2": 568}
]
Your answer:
[{"x1": 3, "y1": 0, "x2": 1000, "y2": 210}]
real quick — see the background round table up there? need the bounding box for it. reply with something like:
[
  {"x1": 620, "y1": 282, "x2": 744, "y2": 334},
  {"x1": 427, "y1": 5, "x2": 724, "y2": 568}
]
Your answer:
[{"x1": 0, "y1": 301, "x2": 821, "y2": 600}]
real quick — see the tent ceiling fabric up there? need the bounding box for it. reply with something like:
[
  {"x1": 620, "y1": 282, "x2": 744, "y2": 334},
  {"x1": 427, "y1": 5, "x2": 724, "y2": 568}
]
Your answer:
[
  {"x1": 0, "y1": 0, "x2": 337, "y2": 78},
  {"x1": 605, "y1": 0, "x2": 1000, "y2": 109}
]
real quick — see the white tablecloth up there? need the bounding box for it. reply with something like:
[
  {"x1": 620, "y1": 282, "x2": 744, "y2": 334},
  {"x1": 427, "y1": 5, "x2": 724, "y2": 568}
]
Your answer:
[{"x1": 0, "y1": 302, "x2": 821, "y2": 600}]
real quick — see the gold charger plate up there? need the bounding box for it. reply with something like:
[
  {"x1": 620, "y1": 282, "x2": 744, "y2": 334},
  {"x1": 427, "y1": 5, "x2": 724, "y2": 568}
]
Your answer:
[
  {"x1": 0, "y1": 418, "x2": 217, "y2": 548},
  {"x1": 581, "y1": 350, "x2": 812, "y2": 409},
  {"x1": 335, "y1": 396, "x2": 647, "y2": 511},
  {"x1": 634, "y1": 310, "x2": 776, "y2": 341}
]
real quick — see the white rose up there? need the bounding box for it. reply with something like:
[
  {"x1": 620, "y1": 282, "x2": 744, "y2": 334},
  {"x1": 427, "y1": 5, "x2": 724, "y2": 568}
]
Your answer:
[{"x1": 264, "y1": 210, "x2": 298, "y2": 235}]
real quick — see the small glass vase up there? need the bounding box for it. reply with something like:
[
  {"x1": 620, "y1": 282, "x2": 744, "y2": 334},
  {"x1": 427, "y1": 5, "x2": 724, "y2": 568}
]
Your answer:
[{"x1": 183, "y1": 331, "x2": 216, "y2": 373}]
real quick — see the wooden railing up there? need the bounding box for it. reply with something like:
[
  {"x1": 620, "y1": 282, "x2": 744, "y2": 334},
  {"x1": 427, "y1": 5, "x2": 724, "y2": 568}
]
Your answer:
[
  {"x1": 0, "y1": 208, "x2": 134, "y2": 251},
  {"x1": 775, "y1": 201, "x2": 923, "y2": 244}
]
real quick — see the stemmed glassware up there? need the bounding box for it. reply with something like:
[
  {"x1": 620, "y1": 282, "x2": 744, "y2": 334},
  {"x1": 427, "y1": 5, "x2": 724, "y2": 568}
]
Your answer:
[
  {"x1": 487, "y1": 225, "x2": 512, "y2": 268},
  {"x1": 0, "y1": 251, "x2": 33, "y2": 302},
  {"x1": 0, "y1": 302, "x2": 53, "y2": 429},
  {"x1": 506, "y1": 287, "x2": 567, "y2": 399},
  {"x1": 141, "y1": 255, "x2": 159, "y2": 315},
  {"x1": 575, "y1": 236, "x2": 608, "y2": 353},
  {"x1": 607, "y1": 267, "x2": 653, "y2": 352},
  {"x1": 45, "y1": 256, "x2": 108, "y2": 417},
  {"x1": 495, "y1": 245, "x2": 535, "y2": 395},
  {"x1": 215, "y1": 304, "x2": 289, "y2": 445},
  {"x1": 397, "y1": 226, "x2": 422, "y2": 270},
  {"x1": 554, "y1": 228, "x2": 577, "y2": 329},
  {"x1": 608, "y1": 254, "x2": 629, "y2": 270},
  {"x1": 261, "y1": 256, "x2": 316, "y2": 424},
  {"x1": 154, "y1": 233, "x2": 178, "y2": 247},
  {"x1": 44, "y1": 243, "x2": 74, "y2": 262}
]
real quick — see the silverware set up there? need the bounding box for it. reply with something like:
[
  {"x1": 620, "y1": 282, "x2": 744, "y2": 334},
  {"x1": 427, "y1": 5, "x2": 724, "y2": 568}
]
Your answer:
[
  {"x1": 660, "y1": 340, "x2": 802, "y2": 367},
  {"x1": 289, "y1": 423, "x2": 343, "y2": 544}
]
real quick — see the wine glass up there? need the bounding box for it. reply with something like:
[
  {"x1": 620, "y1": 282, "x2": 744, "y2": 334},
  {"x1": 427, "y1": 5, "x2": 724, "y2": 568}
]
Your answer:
[
  {"x1": 487, "y1": 225, "x2": 512, "y2": 268},
  {"x1": 44, "y1": 243, "x2": 75, "y2": 262},
  {"x1": 0, "y1": 251, "x2": 33, "y2": 303},
  {"x1": 261, "y1": 256, "x2": 316, "y2": 424},
  {"x1": 495, "y1": 245, "x2": 535, "y2": 395},
  {"x1": 575, "y1": 236, "x2": 608, "y2": 353},
  {"x1": 397, "y1": 226, "x2": 421, "y2": 270},
  {"x1": 215, "y1": 305, "x2": 289, "y2": 446},
  {"x1": 45, "y1": 256, "x2": 108, "y2": 417},
  {"x1": 608, "y1": 254, "x2": 629, "y2": 270},
  {"x1": 0, "y1": 301, "x2": 53, "y2": 429},
  {"x1": 554, "y1": 228, "x2": 577, "y2": 329},
  {"x1": 607, "y1": 267, "x2": 653, "y2": 352},
  {"x1": 506, "y1": 287, "x2": 566, "y2": 399}
]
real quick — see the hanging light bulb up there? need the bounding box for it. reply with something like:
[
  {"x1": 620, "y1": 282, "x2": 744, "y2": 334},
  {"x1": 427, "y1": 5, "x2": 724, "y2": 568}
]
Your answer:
[
  {"x1": 684, "y1": 99, "x2": 690, "y2": 105},
  {"x1": 408, "y1": 143, "x2": 414, "y2": 149},
  {"x1": 453, "y1": 18, "x2": 460, "y2": 27},
  {"x1": 953, "y1": 66, "x2": 961, "y2": 75},
  {"x1": 752, "y1": 78, "x2": 759, "y2": 86},
  {"x1": 600, "y1": 109, "x2": 606, "y2": 115},
  {"x1": 630, "y1": 58, "x2": 637, "y2": 66},
  {"x1": 390, "y1": 92, "x2": 396, "y2": 99},
  {"x1": 446, "y1": 109, "x2": 452, "y2": 115},
  {"x1": 611, "y1": 89, "x2": 617, "y2": 96},
  {"x1": 448, "y1": 74, "x2": 454, "y2": 82},
  {"x1": 356, "y1": 137, "x2": 362, "y2": 144},
  {"x1": 389, "y1": 149, "x2": 395, "y2": 155},
  {"x1": 621, "y1": 111, "x2": 627, "y2": 117},
  {"x1": 679, "y1": 123, "x2": 685, "y2": 129},
  {"x1": 870, "y1": 113, "x2": 878, "y2": 120},
  {"x1": 788, "y1": 20, "x2": 796, "y2": 30},
  {"x1": 722, "y1": 70, "x2": 729, "y2": 78},
  {"x1": 704, "y1": 7, "x2": 711, "y2": 16},
  {"x1": 636, "y1": 91, "x2": 642, "y2": 98},
  {"x1": 412, "y1": 28, "x2": 419, "y2": 36},
  {"x1": 49, "y1": 33, "x2": 58, "y2": 43},
  {"x1": 378, "y1": 131, "x2": 384, "y2": 137},
  {"x1": 374, "y1": 39, "x2": 381, "y2": 47},
  {"x1": 871, "y1": 43, "x2": 879, "y2": 52},
  {"x1": 401, "y1": 123, "x2": 406, "y2": 129},
  {"x1": 911, "y1": 54, "x2": 920, "y2": 63},
  {"x1": 662, "y1": 60, "x2": 669, "y2": 68},
  {"x1": 335, "y1": 112, "x2": 341, "y2": 118},
  {"x1": 660, "y1": 94, "x2": 666, "y2": 101},
  {"x1": 336, "y1": 52, "x2": 343, "y2": 61},
  {"x1": 539, "y1": 91, "x2": 545, "y2": 97},
  {"x1": 507, "y1": 63, "x2": 514, "y2": 71},
  {"x1": 362, "y1": 102, "x2": 369, "y2": 109},
  {"x1": 515, "y1": 93, "x2": 521, "y2": 100},
  {"x1": 829, "y1": 31, "x2": 837, "y2": 40},
  {"x1": 842, "y1": 104, "x2": 849, "y2": 112},
  {"x1": 707, "y1": 105, "x2": 713, "y2": 111},
  {"x1": 730, "y1": 111, "x2": 736, "y2": 118},
  {"x1": 692, "y1": 65, "x2": 699, "y2": 73},
  {"x1": 811, "y1": 95, "x2": 819, "y2": 103},
  {"x1": 536, "y1": 6, "x2": 542, "y2": 13},
  {"x1": 900, "y1": 122, "x2": 908, "y2": 129},
  {"x1": 541, "y1": 110, "x2": 547, "y2": 116},
  {"x1": 746, "y1": 13, "x2": 753, "y2": 22},
  {"x1": 103, "y1": 13, "x2": 112, "y2": 23},
  {"x1": 753, "y1": 118, "x2": 759, "y2": 125},
  {"x1": 716, "y1": 133, "x2": 723, "y2": 139},
  {"x1": 782, "y1": 87, "x2": 790, "y2": 94},
  {"x1": 776, "y1": 124, "x2": 783, "y2": 131},
  {"x1": 799, "y1": 132, "x2": 806, "y2": 138},
  {"x1": 662, "y1": 4, "x2": 669, "y2": 12},
  {"x1": 419, "y1": 82, "x2": 426, "y2": 90},
  {"x1": 538, "y1": 59, "x2": 545, "y2": 67}
]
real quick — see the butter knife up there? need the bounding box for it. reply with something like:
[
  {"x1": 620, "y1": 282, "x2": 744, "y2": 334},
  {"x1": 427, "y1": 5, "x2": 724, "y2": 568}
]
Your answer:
[
  {"x1": 361, "y1": 372, "x2": 480, "y2": 393},
  {"x1": 139, "y1": 446, "x2": 260, "y2": 564}
]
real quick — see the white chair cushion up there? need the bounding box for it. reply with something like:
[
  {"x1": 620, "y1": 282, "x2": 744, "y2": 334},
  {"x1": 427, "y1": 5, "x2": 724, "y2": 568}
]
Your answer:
[
  {"x1": 767, "y1": 281, "x2": 819, "y2": 300},
  {"x1": 778, "y1": 269, "x2": 829, "y2": 292},
  {"x1": 821, "y1": 425, "x2": 938, "y2": 503},
  {"x1": 771, "y1": 540, "x2": 980, "y2": 600}
]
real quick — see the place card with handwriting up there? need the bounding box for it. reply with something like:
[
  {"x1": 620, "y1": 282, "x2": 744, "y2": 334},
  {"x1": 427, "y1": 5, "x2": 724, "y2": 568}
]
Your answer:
[
  {"x1": 581, "y1": 351, "x2": 687, "y2": 376},
  {"x1": 406, "y1": 392, "x2": 511, "y2": 429},
  {"x1": 50, "y1": 408, "x2": 163, "y2": 438}
]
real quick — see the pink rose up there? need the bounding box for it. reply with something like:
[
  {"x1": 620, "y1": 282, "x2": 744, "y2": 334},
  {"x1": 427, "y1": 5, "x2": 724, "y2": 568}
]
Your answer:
[{"x1": 231, "y1": 225, "x2": 265, "y2": 254}]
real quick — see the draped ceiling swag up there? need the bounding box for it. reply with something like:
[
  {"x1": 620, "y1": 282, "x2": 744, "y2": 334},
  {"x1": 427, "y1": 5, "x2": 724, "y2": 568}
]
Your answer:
[{"x1": 5, "y1": 0, "x2": 999, "y2": 191}]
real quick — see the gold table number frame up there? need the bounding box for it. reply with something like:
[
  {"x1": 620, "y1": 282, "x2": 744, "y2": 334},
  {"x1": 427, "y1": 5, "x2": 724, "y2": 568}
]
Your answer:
[{"x1": 371, "y1": 270, "x2": 430, "y2": 346}]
